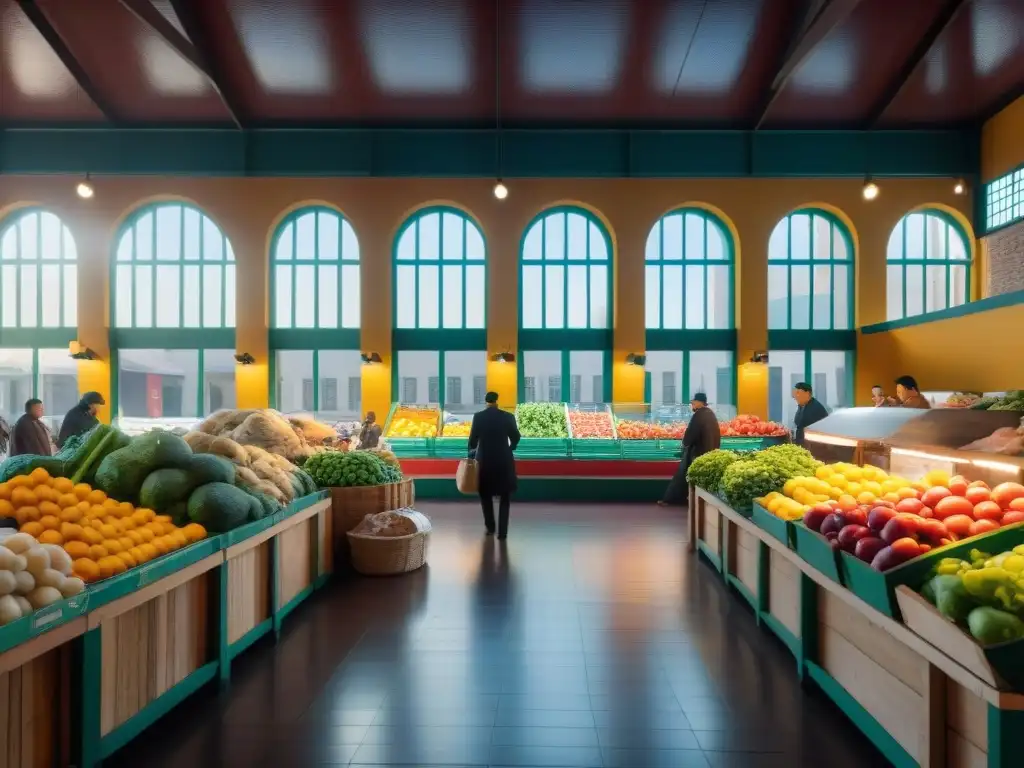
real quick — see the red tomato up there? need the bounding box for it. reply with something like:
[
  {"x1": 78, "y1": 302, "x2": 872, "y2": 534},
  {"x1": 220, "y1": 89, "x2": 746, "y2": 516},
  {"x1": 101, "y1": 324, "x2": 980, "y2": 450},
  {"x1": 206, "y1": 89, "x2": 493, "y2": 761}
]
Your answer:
[
  {"x1": 1010, "y1": 498, "x2": 1024, "y2": 512},
  {"x1": 947, "y1": 476, "x2": 968, "y2": 497},
  {"x1": 969, "y1": 519, "x2": 1001, "y2": 537},
  {"x1": 991, "y1": 482, "x2": 1024, "y2": 509},
  {"x1": 933, "y1": 496, "x2": 975, "y2": 520},
  {"x1": 1001, "y1": 510, "x2": 1024, "y2": 525},
  {"x1": 973, "y1": 501, "x2": 1004, "y2": 521},
  {"x1": 943, "y1": 515, "x2": 974, "y2": 537}
]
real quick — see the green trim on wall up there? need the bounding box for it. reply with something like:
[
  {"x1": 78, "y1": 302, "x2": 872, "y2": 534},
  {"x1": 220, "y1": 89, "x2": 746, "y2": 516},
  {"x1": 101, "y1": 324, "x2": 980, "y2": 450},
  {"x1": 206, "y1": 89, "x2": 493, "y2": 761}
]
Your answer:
[
  {"x1": 861, "y1": 288, "x2": 1024, "y2": 333},
  {"x1": 516, "y1": 349, "x2": 613, "y2": 403},
  {"x1": 0, "y1": 329, "x2": 76, "y2": 348},
  {"x1": 767, "y1": 330, "x2": 857, "y2": 350},
  {"x1": 0, "y1": 128, "x2": 979, "y2": 177},
  {"x1": 645, "y1": 329, "x2": 737, "y2": 350},
  {"x1": 110, "y1": 328, "x2": 235, "y2": 349},
  {"x1": 886, "y1": 209, "x2": 972, "y2": 322}
]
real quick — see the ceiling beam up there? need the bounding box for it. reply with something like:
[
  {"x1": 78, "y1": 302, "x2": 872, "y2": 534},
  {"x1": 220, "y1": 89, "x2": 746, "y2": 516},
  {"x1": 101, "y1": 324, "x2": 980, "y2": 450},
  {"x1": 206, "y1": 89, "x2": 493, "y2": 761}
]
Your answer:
[
  {"x1": 865, "y1": 0, "x2": 969, "y2": 127},
  {"x1": 753, "y1": 0, "x2": 865, "y2": 129},
  {"x1": 16, "y1": 0, "x2": 120, "y2": 122},
  {"x1": 121, "y1": 0, "x2": 245, "y2": 128}
]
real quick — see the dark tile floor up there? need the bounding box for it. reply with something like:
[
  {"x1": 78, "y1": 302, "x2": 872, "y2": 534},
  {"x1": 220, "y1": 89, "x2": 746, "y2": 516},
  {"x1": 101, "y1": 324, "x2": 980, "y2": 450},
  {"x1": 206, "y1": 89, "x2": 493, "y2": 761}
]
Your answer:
[{"x1": 107, "y1": 501, "x2": 886, "y2": 767}]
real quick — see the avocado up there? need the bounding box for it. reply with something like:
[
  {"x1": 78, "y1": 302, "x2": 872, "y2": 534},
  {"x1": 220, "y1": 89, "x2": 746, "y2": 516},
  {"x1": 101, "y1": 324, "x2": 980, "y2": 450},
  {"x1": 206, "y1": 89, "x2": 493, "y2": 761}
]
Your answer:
[
  {"x1": 932, "y1": 575, "x2": 976, "y2": 623},
  {"x1": 967, "y1": 606, "x2": 1024, "y2": 646}
]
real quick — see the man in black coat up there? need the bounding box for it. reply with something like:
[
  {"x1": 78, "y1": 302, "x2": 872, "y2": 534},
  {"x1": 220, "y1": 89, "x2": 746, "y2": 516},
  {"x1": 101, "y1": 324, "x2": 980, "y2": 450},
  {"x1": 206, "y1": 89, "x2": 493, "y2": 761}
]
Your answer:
[
  {"x1": 792, "y1": 381, "x2": 829, "y2": 445},
  {"x1": 468, "y1": 392, "x2": 521, "y2": 539},
  {"x1": 659, "y1": 393, "x2": 721, "y2": 506},
  {"x1": 9, "y1": 399, "x2": 53, "y2": 457},
  {"x1": 57, "y1": 391, "x2": 104, "y2": 449}
]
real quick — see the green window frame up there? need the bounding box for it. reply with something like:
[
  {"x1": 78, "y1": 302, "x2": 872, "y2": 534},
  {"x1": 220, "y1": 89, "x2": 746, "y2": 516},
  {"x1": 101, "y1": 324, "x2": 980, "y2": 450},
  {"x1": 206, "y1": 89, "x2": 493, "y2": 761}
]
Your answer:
[
  {"x1": 270, "y1": 350, "x2": 363, "y2": 421},
  {"x1": 112, "y1": 202, "x2": 236, "y2": 332},
  {"x1": 885, "y1": 210, "x2": 971, "y2": 322},
  {"x1": 767, "y1": 209, "x2": 854, "y2": 332},
  {"x1": 766, "y1": 349, "x2": 855, "y2": 426},
  {"x1": 270, "y1": 206, "x2": 360, "y2": 332},
  {"x1": 0, "y1": 207, "x2": 78, "y2": 347},
  {"x1": 393, "y1": 206, "x2": 486, "y2": 335},
  {"x1": 519, "y1": 206, "x2": 611, "y2": 332},
  {"x1": 644, "y1": 208, "x2": 734, "y2": 331},
  {"x1": 983, "y1": 164, "x2": 1024, "y2": 234},
  {"x1": 0, "y1": 348, "x2": 80, "y2": 433},
  {"x1": 641, "y1": 350, "x2": 737, "y2": 415}
]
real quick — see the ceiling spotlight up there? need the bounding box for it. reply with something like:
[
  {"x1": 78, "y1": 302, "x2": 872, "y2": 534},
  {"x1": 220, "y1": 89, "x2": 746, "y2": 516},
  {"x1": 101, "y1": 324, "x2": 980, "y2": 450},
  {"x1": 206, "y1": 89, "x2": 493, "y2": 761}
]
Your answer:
[
  {"x1": 493, "y1": 181, "x2": 508, "y2": 200},
  {"x1": 862, "y1": 178, "x2": 879, "y2": 201},
  {"x1": 953, "y1": 179, "x2": 966, "y2": 196},
  {"x1": 76, "y1": 175, "x2": 94, "y2": 199}
]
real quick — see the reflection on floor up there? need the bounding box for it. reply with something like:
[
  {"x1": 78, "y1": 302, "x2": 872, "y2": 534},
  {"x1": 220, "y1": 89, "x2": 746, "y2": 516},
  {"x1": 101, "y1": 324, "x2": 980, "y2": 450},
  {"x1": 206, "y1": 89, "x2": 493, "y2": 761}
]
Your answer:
[{"x1": 107, "y1": 501, "x2": 885, "y2": 767}]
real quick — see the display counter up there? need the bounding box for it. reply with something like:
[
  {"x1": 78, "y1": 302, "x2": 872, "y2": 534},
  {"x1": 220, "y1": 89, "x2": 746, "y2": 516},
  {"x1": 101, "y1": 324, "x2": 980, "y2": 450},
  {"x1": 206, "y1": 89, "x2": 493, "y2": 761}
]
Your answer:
[{"x1": 0, "y1": 492, "x2": 333, "y2": 768}]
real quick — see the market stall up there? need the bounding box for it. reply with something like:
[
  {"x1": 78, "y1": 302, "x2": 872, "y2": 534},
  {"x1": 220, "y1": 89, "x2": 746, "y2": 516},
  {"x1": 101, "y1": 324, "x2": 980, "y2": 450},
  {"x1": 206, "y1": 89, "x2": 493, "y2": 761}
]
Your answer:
[
  {"x1": 385, "y1": 400, "x2": 789, "y2": 500},
  {"x1": 686, "y1": 408, "x2": 1024, "y2": 767},
  {"x1": 0, "y1": 417, "x2": 337, "y2": 767}
]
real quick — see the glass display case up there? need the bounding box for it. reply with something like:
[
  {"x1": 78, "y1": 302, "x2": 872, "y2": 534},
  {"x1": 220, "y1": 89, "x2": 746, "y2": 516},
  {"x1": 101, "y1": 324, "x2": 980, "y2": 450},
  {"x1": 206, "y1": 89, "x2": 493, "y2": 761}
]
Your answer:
[
  {"x1": 885, "y1": 410, "x2": 1024, "y2": 487},
  {"x1": 383, "y1": 403, "x2": 441, "y2": 456},
  {"x1": 566, "y1": 402, "x2": 618, "y2": 458},
  {"x1": 802, "y1": 407, "x2": 922, "y2": 468}
]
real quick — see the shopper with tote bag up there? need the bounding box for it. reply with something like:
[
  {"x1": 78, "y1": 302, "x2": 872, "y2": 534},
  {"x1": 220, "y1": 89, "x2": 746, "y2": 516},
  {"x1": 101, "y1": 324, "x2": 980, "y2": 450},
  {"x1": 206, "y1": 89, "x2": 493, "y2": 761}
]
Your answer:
[{"x1": 465, "y1": 392, "x2": 521, "y2": 539}]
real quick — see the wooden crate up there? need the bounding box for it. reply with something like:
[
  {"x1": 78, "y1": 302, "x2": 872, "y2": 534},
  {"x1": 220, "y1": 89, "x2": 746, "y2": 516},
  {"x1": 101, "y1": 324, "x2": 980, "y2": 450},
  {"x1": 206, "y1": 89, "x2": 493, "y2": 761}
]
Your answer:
[
  {"x1": 278, "y1": 517, "x2": 315, "y2": 608},
  {"x1": 328, "y1": 479, "x2": 416, "y2": 533},
  {"x1": 226, "y1": 541, "x2": 272, "y2": 646},
  {"x1": 726, "y1": 522, "x2": 760, "y2": 601},
  {"x1": 89, "y1": 556, "x2": 220, "y2": 737},
  {"x1": 765, "y1": 547, "x2": 801, "y2": 649},
  {"x1": 0, "y1": 624, "x2": 78, "y2": 768}
]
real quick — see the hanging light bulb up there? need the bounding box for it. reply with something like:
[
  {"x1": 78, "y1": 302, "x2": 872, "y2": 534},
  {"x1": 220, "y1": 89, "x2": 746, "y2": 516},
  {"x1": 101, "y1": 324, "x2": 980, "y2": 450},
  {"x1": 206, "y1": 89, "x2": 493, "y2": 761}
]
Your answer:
[
  {"x1": 76, "y1": 174, "x2": 94, "y2": 199},
  {"x1": 862, "y1": 178, "x2": 879, "y2": 201},
  {"x1": 493, "y1": 180, "x2": 508, "y2": 200},
  {"x1": 953, "y1": 179, "x2": 966, "y2": 196}
]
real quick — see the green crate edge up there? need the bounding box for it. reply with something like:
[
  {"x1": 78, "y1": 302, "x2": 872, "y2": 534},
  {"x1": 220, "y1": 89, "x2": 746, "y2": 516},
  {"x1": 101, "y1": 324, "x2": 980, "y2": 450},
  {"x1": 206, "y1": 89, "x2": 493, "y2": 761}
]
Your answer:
[
  {"x1": 751, "y1": 502, "x2": 796, "y2": 549},
  {"x1": 792, "y1": 522, "x2": 844, "y2": 584}
]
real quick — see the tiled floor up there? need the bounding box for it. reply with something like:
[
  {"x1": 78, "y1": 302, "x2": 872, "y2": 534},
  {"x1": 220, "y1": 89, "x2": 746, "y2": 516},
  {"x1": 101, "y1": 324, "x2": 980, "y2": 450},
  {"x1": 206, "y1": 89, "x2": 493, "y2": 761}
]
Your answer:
[{"x1": 107, "y1": 501, "x2": 885, "y2": 767}]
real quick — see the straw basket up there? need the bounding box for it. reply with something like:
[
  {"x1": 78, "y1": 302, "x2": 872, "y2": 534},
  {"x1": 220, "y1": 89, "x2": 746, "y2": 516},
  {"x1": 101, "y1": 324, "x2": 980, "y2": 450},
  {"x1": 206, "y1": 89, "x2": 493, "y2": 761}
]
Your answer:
[
  {"x1": 347, "y1": 527, "x2": 430, "y2": 576},
  {"x1": 329, "y1": 479, "x2": 416, "y2": 534}
]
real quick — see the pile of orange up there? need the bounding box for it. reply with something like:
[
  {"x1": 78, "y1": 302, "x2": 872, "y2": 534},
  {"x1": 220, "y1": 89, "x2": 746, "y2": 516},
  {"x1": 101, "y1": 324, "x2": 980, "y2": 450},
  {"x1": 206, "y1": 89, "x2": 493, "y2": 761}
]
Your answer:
[{"x1": 0, "y1": 467, "x2": 206, "y2": 583}]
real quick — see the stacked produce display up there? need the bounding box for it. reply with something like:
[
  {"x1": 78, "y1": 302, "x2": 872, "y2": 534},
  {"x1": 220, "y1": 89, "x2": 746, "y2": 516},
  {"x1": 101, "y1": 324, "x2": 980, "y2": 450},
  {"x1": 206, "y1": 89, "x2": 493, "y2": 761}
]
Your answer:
[
  {"x1": 515, "y1": 402, "x2": 568, "y2": 438},
  {"x1": 441, "y1": 421, "x2": 472, "y2": 437},
  {"x1": 687, "y1": 443, "x2": 820, "y2": 513},
  {"x1": 305, "y1": 449, "x2": 403, "y2": 488},
  {"x1": 970, "y1": 391, "x2": 1024, "y2": 411},
  {"x1": 567, "y1": 408, "x2": 615, "y2": 438},
  {"x1": 615, "y1": 414, "x2": 786, "y2": 440},
  {"x1": 385, "y1": 407, "x2": 439, "y2": 438}
]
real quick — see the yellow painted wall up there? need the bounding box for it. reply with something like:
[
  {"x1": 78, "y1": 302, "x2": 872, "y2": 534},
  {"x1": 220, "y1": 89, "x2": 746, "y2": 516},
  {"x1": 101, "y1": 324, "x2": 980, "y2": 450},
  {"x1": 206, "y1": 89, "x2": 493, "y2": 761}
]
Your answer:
[
  {"x1": 982, "y1": 95, "x2": 1024, "y2": 181},
  {"x1": 858, "y1": 302, "x2": 1024, "y2": 393},
  {"x1": 0, "y1": 175, "x2": 974, "y2": 421}
]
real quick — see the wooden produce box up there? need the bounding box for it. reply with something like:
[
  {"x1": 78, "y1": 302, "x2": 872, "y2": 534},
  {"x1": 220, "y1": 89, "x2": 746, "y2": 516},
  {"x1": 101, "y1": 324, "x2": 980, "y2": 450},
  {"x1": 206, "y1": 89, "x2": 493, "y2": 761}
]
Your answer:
[
  {"x1": 721, "y1": 506, "x2": 761, "y2": 611},
  {"x1": 693, "y1": 488, "x2": 724, "y2": 572}
]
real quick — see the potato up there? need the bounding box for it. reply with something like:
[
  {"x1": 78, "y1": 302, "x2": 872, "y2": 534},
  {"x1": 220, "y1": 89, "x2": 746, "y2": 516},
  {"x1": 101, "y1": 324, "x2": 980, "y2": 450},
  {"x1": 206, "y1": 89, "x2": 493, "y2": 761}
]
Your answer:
[
  {"x1": 0, "y1": 547, "x2": 20, "y2": 571},
  {"x1": 10, "y1": 554, "x2": 26, "y2": 573},
  {"x1": 0, "y1": 594, "x2": 22, "y2": 625},
  {"x1": 35, "y1": 568, "x2": 65, "y2": 591},
  {"x1": 40, "y1": 544, "x2": 72, "y2": 576},
  {"x1": 27, "y1": 586, "x2": 62, "y2": 609},
  {"x1": 13, "y1": 596, "x2": 31, "y2": 615},
  {"x1": 13, "y1": 570, "x2": 34, "y2": 595},
  {"x1": 24, "y1": 547, "x2": 50, "y2": 576},
  {"x1": 60, "y1": 577, "x2": 85, "y2": 598},
  {"x1": 3, "y1": 533, "x2": 37, "y2": 555},
  {"x1": 0, "y1": 570, "x2": 16, "y2": 596}
]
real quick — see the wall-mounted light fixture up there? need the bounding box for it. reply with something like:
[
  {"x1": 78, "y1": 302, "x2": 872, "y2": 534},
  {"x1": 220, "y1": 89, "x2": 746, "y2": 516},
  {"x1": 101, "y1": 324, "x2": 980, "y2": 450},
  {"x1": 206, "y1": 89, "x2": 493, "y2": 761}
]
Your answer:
[
  {"x1": 76, "y1": 173, "x2": 94, "y2": 200},
  {"x1": 68, "y1": 341, "x2": 98, "y2": 360},
  {"x1": 361, "y1": 352, "x2": 382, "y2": 364},
  {"x1": 234, "y1": 352, "x2": 256, "y2": 365},
  {"x1": 625, "y1": 353, "x2": 647, "y2": 366},
  {"x1": 490, "y1": 351, "x2": 515, "y2": 363},
  {"x1": 861, "y1": 176, "x2": 879, "y2": 201},
  {"x1": 751, "y1": 350, "x2": 769, "y2": 364},
  {"x1": 953, "y1": 179, "x2": 966, "y2": 196}
]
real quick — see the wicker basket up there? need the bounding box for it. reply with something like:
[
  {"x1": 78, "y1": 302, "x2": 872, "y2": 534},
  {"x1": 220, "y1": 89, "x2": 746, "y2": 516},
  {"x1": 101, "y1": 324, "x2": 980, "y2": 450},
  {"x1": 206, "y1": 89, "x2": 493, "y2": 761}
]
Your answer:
[
  {"x1": 328, "y1": 479, "x2": 416, "y2": 534},
  {"x1": 346, "y1": 528, "x2": 430, "y2": 575}
]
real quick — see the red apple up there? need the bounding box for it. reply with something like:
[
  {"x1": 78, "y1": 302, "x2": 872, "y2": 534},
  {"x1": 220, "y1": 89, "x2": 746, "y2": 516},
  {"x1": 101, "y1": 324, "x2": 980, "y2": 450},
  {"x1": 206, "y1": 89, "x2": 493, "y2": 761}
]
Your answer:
[
  {"x1": 838, "y1": 524, "x2": 872, "y2": 553},
  {"x1": 867, "y1": 506, "x2": 898, "y2": 532},
  {"x1": 803, "y1": 506, "x2": 831, "y2": 533},
  {"x1": 881, "y1": 517, "x2": 918, "y2": 545},
  {"x1": 820, "y1": 514, "x2": 846, "y2": 538},
  {"x1": 843, "y1": 506, "x2": 868, "y2": 527},
  {"x1": 854, "y1": 536, "x2": 887, "y2": 563}
]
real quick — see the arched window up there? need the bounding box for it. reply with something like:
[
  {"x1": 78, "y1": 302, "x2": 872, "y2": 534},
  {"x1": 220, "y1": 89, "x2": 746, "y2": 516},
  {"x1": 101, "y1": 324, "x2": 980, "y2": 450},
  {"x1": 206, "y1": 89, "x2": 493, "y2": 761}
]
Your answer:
[
  {"x1": 886, "y1": 210, "x2": 970, "y2": 321},
  {"x1": 114, "y1": 203, "x2": 235, "y2": 329},
  {"x1": 520, "y1": 207, "x2": 610, "y2": 330},
  {"x1": 0, "y1": 209, "x2": 79, "y2": 431},
  {"x1": 518, "y1": 207, "x2": 612, "y2": 405},
  {"x1": 766, "y1": 210, "x2": 855, "y2": 427},
  {"x1": 270, "y1": 207, "x2": 362, "y2": 421},
  {"x1": 645, "y1": 208, "x2": 733, "y2": 330},
  {"x1": 768, "y1": 210, "x2": 853, "y2": 331},
  {"x1": 111, "y1": 203, "x2": 236, "y2": 421},
  {"x1": 392, "y1": 207, "x2": 487, "y2": 423},
  {"x1": 394, "y1": 207, "x2": 485, "y2": 330},
  {"x1": 272, "y1": 206, "x2": 359, "y2": 329},
  {"x1": 0, "y1": 208, "x2": 77, "y2": 329}
]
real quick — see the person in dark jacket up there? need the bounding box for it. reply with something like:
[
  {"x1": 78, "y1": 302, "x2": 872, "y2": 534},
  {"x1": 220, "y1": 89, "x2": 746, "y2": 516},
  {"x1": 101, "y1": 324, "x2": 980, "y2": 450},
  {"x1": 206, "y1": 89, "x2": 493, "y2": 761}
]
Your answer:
[
  {"x1": 792, "y1": 382, "x2": 829, "y2": 445},
  {"x1": 57, "y1": 391, "x2": 104, "y2": 449},
  {"x1": 9, "y1": 399, "x2": 53, "y2": 457},
  {"x1": 468, "y1": 392, "x2": 521, "y2": 539},
  {"x1": 357, "y1": 411, "x2": 382, "y2": 450},
  {"x1": 659, "y1": 393, "x2": 721, "y2": 506}
]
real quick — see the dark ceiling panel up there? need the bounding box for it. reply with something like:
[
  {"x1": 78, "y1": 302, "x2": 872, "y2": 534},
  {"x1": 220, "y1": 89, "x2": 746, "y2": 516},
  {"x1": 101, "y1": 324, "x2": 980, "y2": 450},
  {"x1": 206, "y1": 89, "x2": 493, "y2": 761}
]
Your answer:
[
  {"x1": 764, "y1": 0, "x2": 950, "y2": 127},
  {"x1": 880, "y1": 0, "x2": 1024, "y2": 126},
  {"x1": 35, "y1": 0, "x2": 231, "y2": 122},
  {"x1": 0, "y1": 0, "x2": 106, "y2": 122}
]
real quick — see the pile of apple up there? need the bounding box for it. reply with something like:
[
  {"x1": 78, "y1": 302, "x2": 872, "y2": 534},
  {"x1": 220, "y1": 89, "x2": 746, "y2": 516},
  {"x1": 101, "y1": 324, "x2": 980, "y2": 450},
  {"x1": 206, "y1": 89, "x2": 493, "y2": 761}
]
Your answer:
[{"x1": 802, "y1": 476, "x2": 1024, "y2": 572}]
